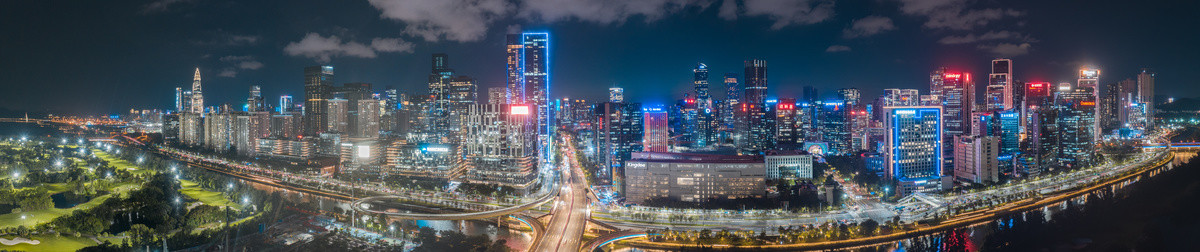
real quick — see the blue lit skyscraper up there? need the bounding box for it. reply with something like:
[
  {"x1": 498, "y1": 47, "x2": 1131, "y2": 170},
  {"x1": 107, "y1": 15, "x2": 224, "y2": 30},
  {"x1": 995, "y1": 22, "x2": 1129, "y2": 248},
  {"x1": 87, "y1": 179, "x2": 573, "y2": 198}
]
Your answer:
[
  {"x1": 504, "y1": 32, "x2": 555, "y2": 171},
  {"x1": 884, "y1": 106, "x2": 943, "y2": 197},
  {"x1": 996, "y1": 109, "x2": 1020, "y2": 176}
]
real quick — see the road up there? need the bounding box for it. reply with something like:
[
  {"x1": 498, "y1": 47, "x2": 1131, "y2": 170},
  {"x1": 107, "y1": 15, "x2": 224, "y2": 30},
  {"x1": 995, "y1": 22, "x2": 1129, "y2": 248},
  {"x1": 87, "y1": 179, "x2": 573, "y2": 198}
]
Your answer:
[{"x1": 534, "y1": 136, "x2": 590, "y2": 252}]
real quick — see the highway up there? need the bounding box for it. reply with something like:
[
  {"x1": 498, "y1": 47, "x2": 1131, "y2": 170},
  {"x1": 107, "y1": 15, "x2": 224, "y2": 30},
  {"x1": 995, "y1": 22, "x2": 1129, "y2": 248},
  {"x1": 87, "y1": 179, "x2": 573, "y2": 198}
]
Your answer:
[{"x1": 533, "y1": 135, "x2": 590, "y2": 252}]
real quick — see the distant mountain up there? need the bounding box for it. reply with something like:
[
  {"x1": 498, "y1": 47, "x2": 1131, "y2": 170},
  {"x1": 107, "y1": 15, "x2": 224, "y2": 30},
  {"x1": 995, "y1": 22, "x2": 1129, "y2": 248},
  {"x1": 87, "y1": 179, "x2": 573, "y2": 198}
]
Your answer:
[{"x1": 1157, "y1": 98, "x2": 1200, "y2": 112}]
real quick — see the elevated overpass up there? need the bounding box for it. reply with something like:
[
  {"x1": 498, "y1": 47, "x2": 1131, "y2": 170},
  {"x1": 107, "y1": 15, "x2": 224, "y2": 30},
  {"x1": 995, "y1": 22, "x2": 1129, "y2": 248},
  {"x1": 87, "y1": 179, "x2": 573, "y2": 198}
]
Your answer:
[{"x1": 581, "y1": 231, "x2": 655, "y2": 252}]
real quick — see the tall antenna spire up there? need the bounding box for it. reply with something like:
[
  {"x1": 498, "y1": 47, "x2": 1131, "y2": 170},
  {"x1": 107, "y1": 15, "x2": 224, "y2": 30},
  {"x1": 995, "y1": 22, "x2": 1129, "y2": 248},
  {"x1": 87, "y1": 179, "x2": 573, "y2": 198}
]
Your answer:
[{"x1": 190, "y1": 68, "x2": 204, "y2": 114}]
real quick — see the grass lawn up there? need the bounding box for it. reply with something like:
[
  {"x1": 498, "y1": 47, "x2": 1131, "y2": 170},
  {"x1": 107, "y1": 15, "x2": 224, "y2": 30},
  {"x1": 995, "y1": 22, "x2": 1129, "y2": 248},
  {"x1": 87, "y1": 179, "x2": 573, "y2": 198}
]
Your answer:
[
  {"x1": 0, "y1": 181, "x2": 137, "y2": 229},
  {"x1": 0, "y1": 234, "x2": 102, "y2": 252},
  {"x1": 179, "y1": 180, "x2": 238, "y2": 209},
  {"x1": 0, "y1": 192, "x2": 119, "y2": 229},
  {"x1": 91, "y1": 151, "x2": 154, "y2": 176}
]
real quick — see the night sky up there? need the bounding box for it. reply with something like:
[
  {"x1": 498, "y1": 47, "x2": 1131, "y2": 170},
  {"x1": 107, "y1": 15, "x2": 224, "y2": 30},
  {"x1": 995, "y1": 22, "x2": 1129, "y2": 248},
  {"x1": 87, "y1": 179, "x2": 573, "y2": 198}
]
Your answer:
[{"x1": 1, "y1": 0, "x2": 1197, "y2": 115}]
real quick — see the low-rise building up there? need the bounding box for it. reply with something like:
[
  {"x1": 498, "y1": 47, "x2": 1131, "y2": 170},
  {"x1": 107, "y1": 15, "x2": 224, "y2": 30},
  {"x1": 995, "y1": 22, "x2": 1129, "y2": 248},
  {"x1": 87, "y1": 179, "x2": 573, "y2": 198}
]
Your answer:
[{"x1": 624, "y1": 152, "x2": 766, "y2": 204}]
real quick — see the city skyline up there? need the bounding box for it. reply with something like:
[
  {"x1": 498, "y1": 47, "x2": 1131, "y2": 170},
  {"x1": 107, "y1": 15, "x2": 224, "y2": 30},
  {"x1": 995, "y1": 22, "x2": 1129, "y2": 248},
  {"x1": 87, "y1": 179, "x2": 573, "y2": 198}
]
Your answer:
[{"x1": 2, "y1": 0, "x2": 1198, "y2": 115}]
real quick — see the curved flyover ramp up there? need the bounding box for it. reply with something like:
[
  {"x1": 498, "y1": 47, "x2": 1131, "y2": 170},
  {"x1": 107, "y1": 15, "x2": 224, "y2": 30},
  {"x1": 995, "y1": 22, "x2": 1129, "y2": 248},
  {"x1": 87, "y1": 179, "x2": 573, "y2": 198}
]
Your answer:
[{"x1": 351, "y1": 187, "x2": 558, "y2": 220}]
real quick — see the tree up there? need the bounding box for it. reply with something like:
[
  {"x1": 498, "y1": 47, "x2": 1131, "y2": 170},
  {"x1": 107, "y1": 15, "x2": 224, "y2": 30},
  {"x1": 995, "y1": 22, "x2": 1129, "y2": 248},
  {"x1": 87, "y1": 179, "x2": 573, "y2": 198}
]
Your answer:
[{"x1": 859, "y1": 219, "x2": 879, "y2": 236}]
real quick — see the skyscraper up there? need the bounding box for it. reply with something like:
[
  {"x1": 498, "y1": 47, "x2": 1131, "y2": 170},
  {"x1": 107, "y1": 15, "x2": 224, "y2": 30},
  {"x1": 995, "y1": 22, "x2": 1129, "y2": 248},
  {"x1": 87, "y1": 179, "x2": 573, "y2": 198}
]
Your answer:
[
  {"x1": 744, "y1": 59, "x2": 768, "y2": 105},
  {"x1": 774, "y1": 98, "x2": 798, "y2": 148},
  {"x1": 1078, "y1": 68, "x2": 1101, "y2": 140},
  {"x1": 190, "y1": 68, "x2": 204, "y2": 114},
  {"x1": 802, "y1": 86, "x2": 819, "y2": 103},
  {"x1": 1055, "y1": 83, "x2": 1097, "y2": 169},
  {"x1": 723, "y1": 73, "x2": 740, "y2": 135},
  {"x1": 987, "y1": 59, "x2": 1012, "y2": 111},
  {"x1": 837, "y1": 88, "x2": 861, "y2": 106},
  {"x1": 355, "y1": 99, "x2": 380, "y2": 138},
  {"x1": 505, "y1": 34, "x2": 525, "y2": 103},
  {"x1": 247, "y1": 85, "x2": 265, "y2": 112},
  {"x1": 279, "y1": 95, "x2": 294, "y2": 113},
  {"x1": 303, "y1": 65, "x2": 334, "y2": 135},
  {"x1": 595, "y1": 101, "x2": 643, "y2": 192},
  {"x1": 1137, "y1": 68, "x2": 1156, "y2": 127},
  {"x1": 175, "y1": 87, "x2": 185, "y2": 112},
  {"x1": 693, "y1": 63, "x2": 716, "y2": 147},
  {"x1": 819, "y1": 100, "x2": 850, "y2": 155},
  {"x1": 884, "y1": 106, "x2": 943, "y2": 196},
  {"x1": 643, "y1": 107, "x2": 669, "y2": 152},
  {"x1": 694, "y1": 63, "x2": 711, "y2": 112},
  {"x1": 929, "y1": 67, "x2": 947, "y2": 98},
  {"x1": 609, "y1": 87, "x2": 624, "y2": 103},
  {"x1": 1099, "y1": 81, "x2": 1122, "y2": 132},
  {"x1": 742, "y1": 59, "x2": 770, "y2": 153},
  {"x1": 327, "y1": 98, "x2": 348, "y2": 133},
  {"x1": 940, "y1": 71, "x2": 973, "y2": 176}
]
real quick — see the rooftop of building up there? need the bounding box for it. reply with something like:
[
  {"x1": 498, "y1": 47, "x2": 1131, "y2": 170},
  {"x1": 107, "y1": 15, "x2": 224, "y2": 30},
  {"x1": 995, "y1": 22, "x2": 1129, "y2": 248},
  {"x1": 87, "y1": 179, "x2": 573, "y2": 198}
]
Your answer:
[{"x1": 630, "y1": 152, "x2": 764, "y2": 163}]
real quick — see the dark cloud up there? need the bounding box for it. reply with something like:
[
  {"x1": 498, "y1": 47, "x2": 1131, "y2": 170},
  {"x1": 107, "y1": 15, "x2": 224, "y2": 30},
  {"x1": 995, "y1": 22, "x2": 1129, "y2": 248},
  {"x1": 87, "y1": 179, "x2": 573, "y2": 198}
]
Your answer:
[
  {"x1": 141, "y1": 0, "x2": 194, "y2": 14},
  {"x1": 367, "y1": 0, "x2": 833, "y2": 42},
  {"x1": 843, "y1": 16, "x2": 896, "y2": 38},
  {"x1": 896, "y1": 0, "x2": 1022, "y2": 30},
  {"x1": 283, "y1": 33, "x2": 414, "y2": 62},
  {"x1": 938, "y1": 30, "x2": 1028, "y2": 44},
  {"x1": 978, "y1": 43, "x2": 1031, "y2": 57},
  {"x1": 826, "y1": 45, "x2": 851, "y2": 52}
]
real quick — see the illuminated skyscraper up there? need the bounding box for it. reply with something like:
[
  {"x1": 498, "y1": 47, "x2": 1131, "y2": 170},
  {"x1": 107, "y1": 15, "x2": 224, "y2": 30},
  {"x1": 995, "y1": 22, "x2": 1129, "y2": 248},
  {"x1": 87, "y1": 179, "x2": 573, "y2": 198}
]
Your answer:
[
  {"x1": 744, "y1": 59, "x2": 768, "y2": 105},
  {"x1": 882, "y1": 89, "x2": 919, "y2": 107},
  {"x1": 1055, "y1": 83, "x2": 1097, "y2": 169},
  {"x1": 355, "y1": 99, "x2": 380, "y2": 139},
  {"x1": 327, "y1": 98, "x2": 348, "y2": 133},
  {"x1": 279, "y1": 95, "x2": 293, "y2": 113},
  {"x1": 460, "y1": 104, "x2": 539, "y2": 189},
  {"x1": 175, "y1": 87, "x2": 185, "y2": 112},
  {"x1": 987, "y1": 59, "x2": 1012, "y2": 111},
  {"x1": 774, "y1": 98, "x2": 798, "y2": 147},
  {"x1": 1137, "y1": 68, "x2": 1155, "y2": 127},
  {"x1": 722, "y1": 73, "x2": 740, "y2": 135},
  {"x1": 1078, "y1": 68, "x2": 1101, "y2": 140},
  {"x1": 884, "y1": 106, "x2": 943, "y2": 196},
  {"x1": 190, "y1": 68, "x2": 204, "y2": 114},
  {"x1": 929, "y1": 67, "x2": 947, "y2": 97},
  {"x1": 643, "y1": 107, "x2": 669, "y2": 152},
  {"x1": 609, "y1": 87, "x2": 624, "y2": 103},
  {"x1": 594, "y1": 101, "x2": 643, "y2": 192},
  {"x1": 819, "y1": 100, "x2": 850, "y2": 155},
  {"x1": 247, "y1": 85, "x2": 265, "y2": 112},
  {"x1": 940, "y1": 71, "x2": 973, "y2": 176},
  {"x1": 694, "y1": 63, "x2": 711, "y2": 111},
  {"x1": 505, "y1": 34, "x2": 524, "y2": 103},
  {"x1": 303, "y1": 65, "x2": 334, "y2": 135},
  {"x1": 837, "y1": 88, "x2": 861, "y2": 106},
  {"x1": 488, "y1": 87, "x2": 506, "y2": 104},
  {"x1": 694, "y1": 63, "x2": 715, "y2": 147},
  {"x1": 742, "y1": 59, "x2": 770, "y2": 153}
]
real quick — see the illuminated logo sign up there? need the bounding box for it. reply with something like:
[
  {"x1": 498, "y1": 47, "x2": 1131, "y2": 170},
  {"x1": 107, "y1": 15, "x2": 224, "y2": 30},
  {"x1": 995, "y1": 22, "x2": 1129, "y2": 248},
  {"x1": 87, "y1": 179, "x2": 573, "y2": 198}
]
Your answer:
[
  {"x1": 944, "y1": 73, "x2": 961, "y2": 78},
  {"x1": 1080, "y1": 101, "x2": 1096, "y2": 106},
  {"x1": 511, "y1": 105, "x2": 530, "y2": 115},
  {"x1": 357, "y1": 145, "x2": 370, "y2": 158},
  {"x1": 422, "y1": 145, "x2": 450, "y2": 153}
]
